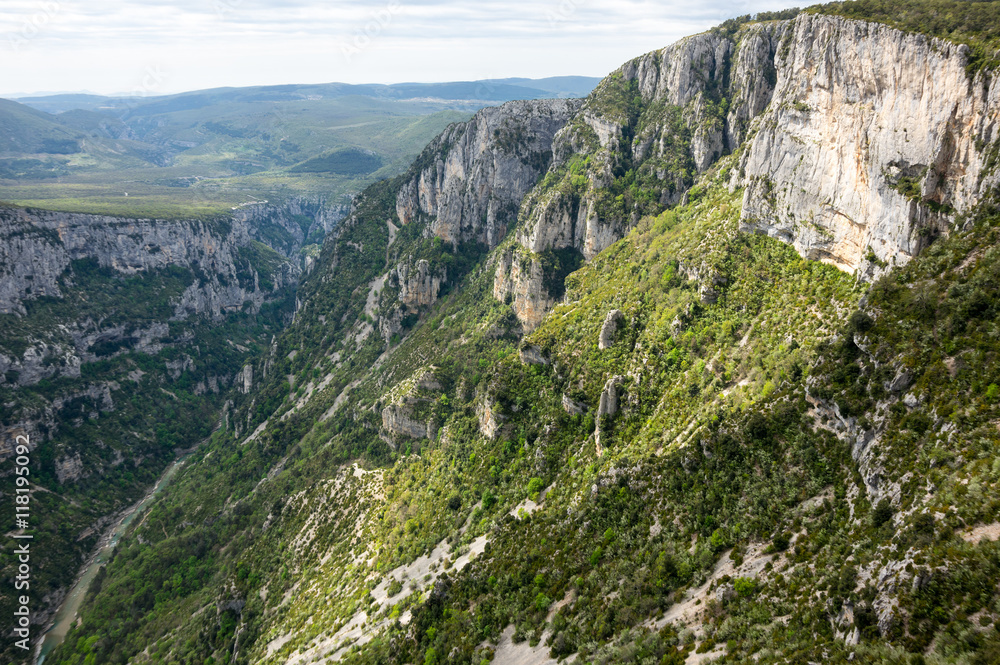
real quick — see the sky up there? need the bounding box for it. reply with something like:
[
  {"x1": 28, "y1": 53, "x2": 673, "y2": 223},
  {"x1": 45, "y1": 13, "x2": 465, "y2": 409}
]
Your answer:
[{"x1": 1, "y1": 0, "x2": 797, "y2": 97}]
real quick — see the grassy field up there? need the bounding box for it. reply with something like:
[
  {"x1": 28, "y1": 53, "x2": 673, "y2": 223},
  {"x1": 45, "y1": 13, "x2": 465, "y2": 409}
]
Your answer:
[{"x1": 0, "y1": 96, "x2": 472, "y2": 218}]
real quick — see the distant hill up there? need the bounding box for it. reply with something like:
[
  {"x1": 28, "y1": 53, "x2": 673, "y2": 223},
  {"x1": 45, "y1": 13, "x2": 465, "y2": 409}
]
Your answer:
[
  {"x1": 0, "y1": 77, "x2": 599, "y2": 216},
  {"x1": 13, "y1": 77, "x2": 602, "y2": 115},
  {"x1": 0, "y1": 98, "x2": 81, "y2": 154}
]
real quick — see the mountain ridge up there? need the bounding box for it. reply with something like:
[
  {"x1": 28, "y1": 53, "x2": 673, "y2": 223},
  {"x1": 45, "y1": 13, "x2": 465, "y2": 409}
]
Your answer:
[{"x1": 16, "y1": 4, "x2": 1000, "y2": 665}]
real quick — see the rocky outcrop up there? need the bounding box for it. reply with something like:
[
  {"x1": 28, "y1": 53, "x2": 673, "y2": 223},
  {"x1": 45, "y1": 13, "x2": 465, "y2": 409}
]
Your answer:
[
  {"x1": 395, "y1": 99, "x2": 582, "y2": 249},
  {"x1": 0, "y1": 382, "x2": 116, "y2": 463},
  {"x1": 476, "y1": 396, "x2": 504, "y2": 441},
  {"x1": 0, "y1": 203, "x2": 305, "y2": 393},
  {"x1": 362, "y1": 100, "x2": 582, "y2": 340},
  {"x1": 561, "y1": 394, "x2": 588, "y2": 415},
  {"x1": 239, "y1": 365, "x2": 254, "y2": 395},
  {"x1": 595, "y1": 375, "x2": 625, "y2": 451},
  {"x1": 518, "y1": 345, "x2": 548, "y2": 366},
  {"x1": 379, "y1": 369, "x2": 442, "y2": 443},
  {"x1": 598, "y1": 310, "x2": 624, "y2": 350},
  {"x1": 724, "y1": 22, "x2": 788, "y2": 152},
  {"x1": 0, "y1": 341, "x2": 81, "y2": 387},
  {"x1": 394, "y1": 259, "x2": 444, "y2": 311},
  {"x1": 55, "y1": 452, "x2": 85, "y2": 483},
  {"x1": 0, "y1": 205, "x2": 297, "y2": 319},
  {"x1": 597, "y1": 376, "x2": 624, "y2": 419},
  {"x1": 381, "y1": 404, "x2": 432, "y2": 441},
  {"x1": 491, "y1": 247, "x2": 554, "y2": 331},
  {"x1": 737, "y1": 14, "x2": 1000, "y2": 278}
]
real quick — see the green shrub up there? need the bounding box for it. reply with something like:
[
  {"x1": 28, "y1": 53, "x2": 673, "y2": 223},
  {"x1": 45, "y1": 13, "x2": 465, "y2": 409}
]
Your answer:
[
  {"x1": 734, "y1": 577, "x2": 757, "y2": 598},
  {"x1": 872, "y1": 499, "x2": 894, "y2": 529},
  {"x1": 526, "y1": 477, "x2": 545, "y2": 501}
]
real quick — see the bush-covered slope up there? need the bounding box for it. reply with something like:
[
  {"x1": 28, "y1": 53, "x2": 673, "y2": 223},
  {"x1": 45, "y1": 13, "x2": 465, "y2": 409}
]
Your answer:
[{"x1": 43, "y1": 4, "x2": 1000, "y2": 665}]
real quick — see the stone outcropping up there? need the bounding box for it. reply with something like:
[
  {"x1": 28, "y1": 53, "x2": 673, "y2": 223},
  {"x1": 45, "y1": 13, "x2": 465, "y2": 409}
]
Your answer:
[
  {"x1": 476, "y1": 396, "x2": 504, "y2": 441},
  {"x1": 595, "y1": 375, "x2": 625, "y2": 451},
  {"x1": 394, "y1": 258, "x2": 444, "y2": 311},
  {"x1": 381, "y1": 404, "x2": 433, "y2": 441},
  {"x1": 395, "y1": 99, "x2": 582, "y2": 249},
  {"x1": 494, "y1": 13, "x2": 1000, "y2": 329},
  {"x1": 491, "y1": 248, "x2": 554, "y2": 330},
  {"x1": 598, "y1": 310, "x2": 624, "y2": 350},
  {"x1": 737, "y1": 14, "x2": 1000, "y2": 279},
  {"x1": 561, "y1": 394, "x2": 588, "y2": 415},
  {"x1": 518, "y1": 345, "x2": 549, "y2": 366}
]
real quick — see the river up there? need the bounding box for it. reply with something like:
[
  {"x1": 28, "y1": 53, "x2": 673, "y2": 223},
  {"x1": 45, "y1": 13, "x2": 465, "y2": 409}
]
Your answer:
[{"x1": 35, "y1": 454, "x2": 191, "y2": 664}]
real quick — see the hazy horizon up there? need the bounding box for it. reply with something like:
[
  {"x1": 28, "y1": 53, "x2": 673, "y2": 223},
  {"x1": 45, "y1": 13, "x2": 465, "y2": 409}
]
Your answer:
[
  {"x1": 2, "y1": 0, "x2": 796, "y2": 97},
  {"x1": 0, "y1": 75, "x2": 602, "y2": 101}
]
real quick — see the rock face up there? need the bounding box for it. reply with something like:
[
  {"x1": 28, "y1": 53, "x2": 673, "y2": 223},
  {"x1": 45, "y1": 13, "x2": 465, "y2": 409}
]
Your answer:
[
  {"x1": 239, "y1": 365, "x2": 254, "y2": 395},
  {"x1": 491, "y1": 248, "x2": 554, "y2": 330},
  {"x1": 598, "y1": 310, "x2": 624, "y2": 350},
  {"x1": 381, "y1": 404, "x2": 432, "y2": 441},
  {"x1": 518, "y1": 345, "x2": 548, "y2": 366},
  {"x1": 395, "y1": 99, "x2": 582, "y2": 249},
  {"x1": 595, "y1": 375, "x2": 624, "y2": 451},
  {"x1": 561, "y1": 394, "x2": 588, "y2": 415},
  {"x1": 368, "y1": 99, "x2": 581, "y2": 341},
  {"x1": 394, "y1": 258, "x2": 444, "y2": 311},
  {"x1": 737, "y1": 14, "x2": 1000, "y2": 278},
  {"x1": 597, "y1": 376, "x2": 623, "y2": 419},
  {"x1": 476, "y1": 397, "x2": 504, "y2": 441},
  {"x1": 0, "y1": 206, "x2": 297, "y2": 318},
  {"x1": 55, "y1": 452, "x2": 85, "y2": 484},
  {"x1": 493, "y1": 13, "x2": 1000, "y2": 328}
]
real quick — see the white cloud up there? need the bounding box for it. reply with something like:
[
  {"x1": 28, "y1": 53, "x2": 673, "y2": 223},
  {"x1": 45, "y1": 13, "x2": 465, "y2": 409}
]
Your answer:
[{"x1": 0, "y1": 0, "x2": 797, "y2": 95}]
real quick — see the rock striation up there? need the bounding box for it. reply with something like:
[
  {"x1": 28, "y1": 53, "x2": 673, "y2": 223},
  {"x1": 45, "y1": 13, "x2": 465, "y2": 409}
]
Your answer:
[
  {"x1": 493, "y1": 13, "x2": 1000, "y2": 328},
  {"x1": 395, "y1": 99, "x2": 583, "y2": 249},
  {"x1": 0, "y1": 206, "x2": 297, "y2": 319},
  {"x1": 737, "y1": 14, "x2": 1000, "y2": 279}
]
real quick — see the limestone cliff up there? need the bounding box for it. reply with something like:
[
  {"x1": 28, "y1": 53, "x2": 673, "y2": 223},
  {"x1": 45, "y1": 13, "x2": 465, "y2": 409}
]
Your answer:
[
  {"x1": 737, "y1": 14, "x2": 1000, "y2": 279},
  {"x1": 358, "y1": 99, "x2": 581, "y2": 341},
  {"x1": 0, "y1": 206, "x2": 296, "y2": 319},
  {"x1": 495, "y1": 13, "x2": 1000, "y2": 328},
  {"x1": 395, "y1": 99, "x2": 582, "y2": 249},
  {"x1": 0, "y1": 205, "x2": 306, "y2": 390}
]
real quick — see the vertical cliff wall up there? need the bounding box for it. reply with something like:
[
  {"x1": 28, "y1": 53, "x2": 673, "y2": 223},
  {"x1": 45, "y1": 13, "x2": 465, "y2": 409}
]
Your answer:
[
  {"x1": 738, "y1": 14, "x2": 1000, "y2": 279},
  {"x1": 494, "y1": 13, "x2": 1000, "y2": 329}
]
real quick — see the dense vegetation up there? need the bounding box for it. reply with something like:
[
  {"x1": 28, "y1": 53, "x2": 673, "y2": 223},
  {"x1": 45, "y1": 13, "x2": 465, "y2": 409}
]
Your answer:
[
  {"x1": 29, "y1": 3, "x2": 1000, "y2": 665},
  {"x1": 0, "y1": 211, "x2": 300, "y2": 665}
]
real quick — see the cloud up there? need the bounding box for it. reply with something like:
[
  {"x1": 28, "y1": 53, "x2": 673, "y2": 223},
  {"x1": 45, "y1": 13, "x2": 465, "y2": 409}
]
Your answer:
[{"x1": 1, "y1": 0, "x2": 796, "y2": 95}]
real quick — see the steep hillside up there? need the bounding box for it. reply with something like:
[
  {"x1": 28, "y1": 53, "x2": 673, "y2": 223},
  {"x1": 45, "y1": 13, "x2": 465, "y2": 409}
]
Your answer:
[
  {"x1": 40, "y1": 5, "x2": 1000, "y2": 665},
  {"x1": 0, "y1": 197, "x2": 344, "y2": 663}
]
